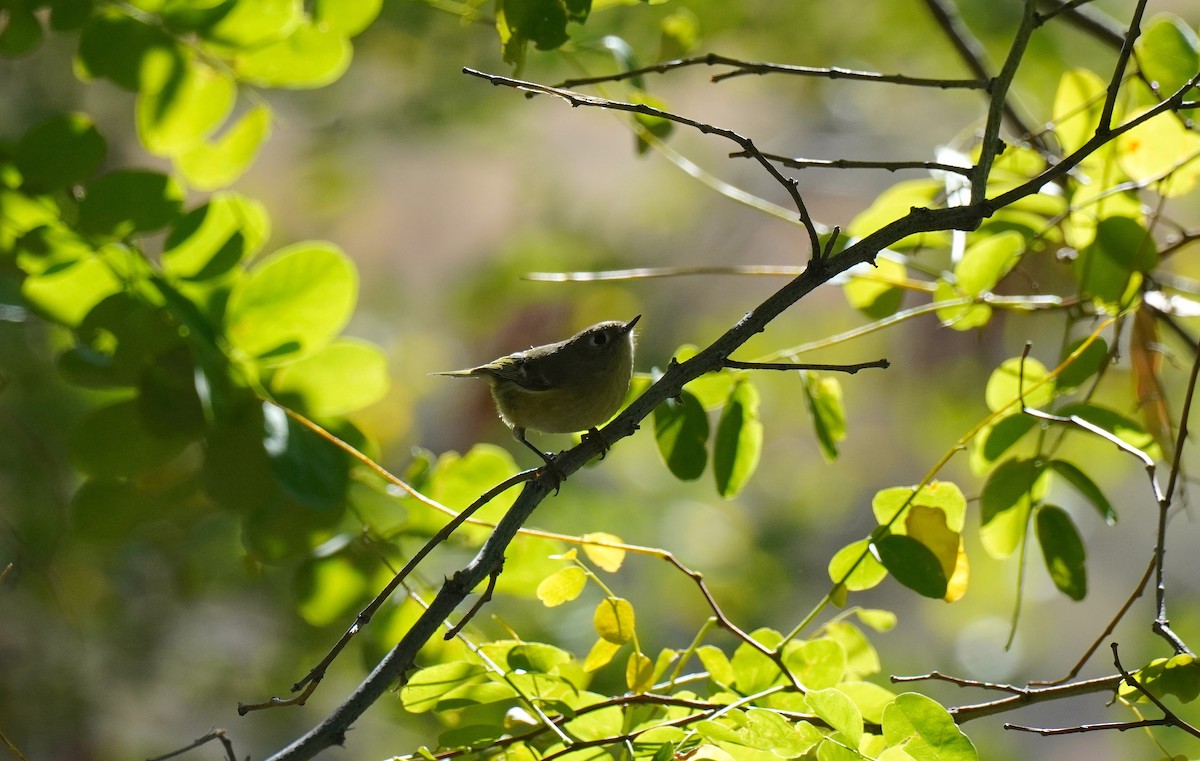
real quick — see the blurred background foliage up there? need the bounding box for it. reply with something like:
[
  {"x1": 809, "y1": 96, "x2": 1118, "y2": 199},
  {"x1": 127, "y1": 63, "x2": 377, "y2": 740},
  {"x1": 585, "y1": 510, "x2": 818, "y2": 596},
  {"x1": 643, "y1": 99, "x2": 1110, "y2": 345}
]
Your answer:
[{"x1": 2, "y1": 0, "x2": 1200, "y2": 759}]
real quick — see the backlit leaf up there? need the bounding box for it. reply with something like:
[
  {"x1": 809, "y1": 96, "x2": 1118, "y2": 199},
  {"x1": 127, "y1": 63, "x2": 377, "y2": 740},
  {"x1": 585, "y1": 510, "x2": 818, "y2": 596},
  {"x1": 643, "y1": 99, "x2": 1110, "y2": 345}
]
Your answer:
[
  {"x1": 984, "y1": 356, "x2": 1054, "y2": 413},
  {"x1": 594, "y1": 596, "x2": 635, "y2": 644},
  {"x1": 1048, "y1": 459, "x2": 1116, "y2": 525},
  {"x1": 713, "y1": 379, "x2": 763, "y2": 497},
  {"x1": 874, "y1": 535, "x2": 947, "y2": 599},
  {"x1": 536, "y1": 567, "x2": 587, "y2": 607},
  {"x1": 1035, "y1": 505, "x2": 1087, "y2": 601},
  {"x1": 225, "y1": 241, "x2": 357, "y2": 364},
  {"x1": 882, "y1": 693, "x2": 978, "y2": 761},
  {"x1": 653, "y1": 389, "x2": 708, "y2": 481},
  {"x1": 581, "y1": 532, "x2": 625, "y2": 572},
  {"x1": 271, "y1": 338, "x2": 391, "y2": 417},
  {"x1": 803, "y1": 373, "x2": 845, "y2": 463},
  {"x1": 979, "y1": 458, "x2": 1048, "y2": 559}
]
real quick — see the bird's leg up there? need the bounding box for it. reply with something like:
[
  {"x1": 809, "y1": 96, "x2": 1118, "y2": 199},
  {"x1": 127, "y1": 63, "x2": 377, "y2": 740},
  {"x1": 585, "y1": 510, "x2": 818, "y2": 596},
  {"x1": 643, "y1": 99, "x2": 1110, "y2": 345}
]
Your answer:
[
  {"x1": 581, "y1": 427, "x2": 610, "y2": 459},
  {"x1": 513, "y1": 427, "x2": 563, "y2": 493}
]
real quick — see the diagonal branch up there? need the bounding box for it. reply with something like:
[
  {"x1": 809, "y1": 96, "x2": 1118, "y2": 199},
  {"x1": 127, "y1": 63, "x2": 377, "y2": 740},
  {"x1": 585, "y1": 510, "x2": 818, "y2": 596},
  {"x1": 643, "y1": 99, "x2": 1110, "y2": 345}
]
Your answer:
[{"x1": 260, "y1": 67, "x2": 1200, "y2": 761}]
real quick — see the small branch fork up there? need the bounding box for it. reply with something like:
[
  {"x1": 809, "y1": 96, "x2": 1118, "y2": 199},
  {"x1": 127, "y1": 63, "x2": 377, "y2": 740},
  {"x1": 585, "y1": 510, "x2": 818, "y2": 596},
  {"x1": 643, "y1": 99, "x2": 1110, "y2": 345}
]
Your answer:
[{"x1": 462, "y1": 67, "x2": 824, "y2": 261}]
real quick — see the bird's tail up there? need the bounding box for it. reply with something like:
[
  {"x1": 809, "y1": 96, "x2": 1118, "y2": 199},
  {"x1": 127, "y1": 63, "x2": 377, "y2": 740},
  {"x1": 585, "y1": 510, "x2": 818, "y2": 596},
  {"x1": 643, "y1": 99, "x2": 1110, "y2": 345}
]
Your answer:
[{"x1": 429, "y1": 369, "x2": 477, "y2": 377}]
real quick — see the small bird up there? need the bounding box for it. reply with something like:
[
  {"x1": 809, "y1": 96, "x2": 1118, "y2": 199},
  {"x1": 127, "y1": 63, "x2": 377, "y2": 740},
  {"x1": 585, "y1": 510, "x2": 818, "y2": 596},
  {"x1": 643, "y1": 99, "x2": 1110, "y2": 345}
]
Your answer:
[{"x1": 434, "y1": 316, "x2": 641, "y2": 467}]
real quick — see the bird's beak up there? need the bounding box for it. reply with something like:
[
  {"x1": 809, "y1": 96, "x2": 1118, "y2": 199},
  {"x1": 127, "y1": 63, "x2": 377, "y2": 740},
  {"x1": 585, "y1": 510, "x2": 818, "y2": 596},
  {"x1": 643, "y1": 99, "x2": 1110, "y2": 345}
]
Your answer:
[{"x1": 622, "y1": 315, "x2": 641, "y2": 334}]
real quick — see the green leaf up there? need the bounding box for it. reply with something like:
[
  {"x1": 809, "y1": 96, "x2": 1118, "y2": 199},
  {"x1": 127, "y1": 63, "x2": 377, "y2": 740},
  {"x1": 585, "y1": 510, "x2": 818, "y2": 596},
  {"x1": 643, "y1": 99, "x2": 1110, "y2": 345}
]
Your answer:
[
  {"x1": 1056, "y1": 336, "x2": 1109, "y2": 391},
  {"x1": 803, "y1": 373, "x2": 846, "y2": 462},
  {"x1": 713, "y1": 379, "x2": 762, "y2": 498},
  {"x1": 163, "y1": 192, "x2": 270, "y2": 280},
  {"x1": 136, "y1": 55, "x2": 236, "y2": 156},
  {"x1": 496, "y1": 0, "x2": 587, "y2": 61},
  {"x1": 202, "y1": 0, "x2": 302, "y2": 48},
  {"x1": 1117, "y1": 107, "x2": 1200, "y2": 197},
  {"x1": 731, "y1": 628, "x2": 784, "y2": 694},
  {"x1": 427, "y1": 445, "x2": 519, "y2": 527},
  {"x1": 828, "y1": 538, "x2": 888, "y2": 592},
  {"x1": 77, "y1": 10, "x2": 179, "y2": 91},
  {"x1": 236, "y1": 21, "x2": 351, "y2": 88},
  {"x1": 627, "y1": 650, "x2": 654, "y2": 693},
  {"x1": 271, "y1": 338, "x2": 390, "y2": 417},
  {"x1": 0, "y1": 4, "x2": 43, "y2": 55},
  {"x1": 400, "y1": 662, "x2": 489, "y2": 713},
  {"x1": 508, "y1": 642, "x2": 572, "y2": 673},
  {"x1": 313, "y1": 0, "x2": 381, "y2": 36},
  {"x1": 1135, "y1": 14, "x2": 1200, "y2": 101},
  {"x1": 262, "y1": 402, "x2": 350, "y2": 510},
  {"x1": 15, "y1": 113, "x2": 106, "y2": 191},
  {"x1": 806, "y1": 688, "x2": 863, "y2": 746},
  {"x1": 224, "y1": 241, "x2": 357, "y2": 364},
  {"x1": 581, "y1": 532, "x2": 625, "y2": 572},
  {"x1": 1119, "y1": 654, "x2": 1200, "y2": 704},
  {"x1": 1074, "y1": 216, "x2": 1157, "y2": 312},
  {"x1": 70, "y1": 399, "x2": 190, "y2": 477},
  {"x1": 872, "y1": 481, "x2": 967, "y2": 533},
  {"x1": 593, "y1": 596, "x2": 635, "y2": 644},
  {"x1": 839, "y1": 681, "x2": 897, "y2": 725},
  {"x1": 653, "y1": 390, "x2": 708, "y2": 481},
  {"x1": 1034, "y1": 505, "x2": 1087, "y2": 601},
  {"x1": 78, "y1": 170, "x2": 186, "y2": 237},
  {"x1": 1052, "y1": 68, "x2": 1106, "y2": 156},
  {"x1": 781, "y1": 638, "x2": 846, "y2": 690},
  {"x1": 21, "y1": 247, "x2": 124, "y2": 327},
  {"x1": 537, "y1": 567, "x2": 587, "y2": 607},
  {"x1": 970, "y1": 414, "x2": 1037, "y2": 474},
  {"x1": 979, "y1": 458, "x2": 1048, "y2": 559},
  {"x1": 843, "y1": 257, "x2": 906, "y2": 319},
  {"x1": 954, "y1": 231, "x2": 1024, "y2": 296},
  {"x1": 742, "y1": 708, "x2": 819, "y2": 756},
  {"x1": 845, "y1": 179, "x2": 947, "y2": 250},
  {"x1": 294, "y1": 554, "x2": 370, "y2": 626},
  {"x1": 1047, "y1": 459, "x2": 1116, "y2": 524},
  {"x1": 984, "y1": 356, "x2": 1054, "y2": 413},
  {"x1": 583, "y1": 638, "x2": 621, "y2": 672},
  {"x1": 824, "y1": 622, "x2": 882, "y2": 679},
  {"x1": 874, "y1": 535, "x2": 947, "y2": 599},
  {"x1": 933, "y1": 278, "x2": 991, "y2": 331},
  {"x1": 696, "y1": 645, "x2": 736, "y2": 687},
  {"x1": 176, "y1": 105, "x2": 273, "y2": 190},
  {"x1": 882, "y1": 693, "x2": 977, "y2": 761}
]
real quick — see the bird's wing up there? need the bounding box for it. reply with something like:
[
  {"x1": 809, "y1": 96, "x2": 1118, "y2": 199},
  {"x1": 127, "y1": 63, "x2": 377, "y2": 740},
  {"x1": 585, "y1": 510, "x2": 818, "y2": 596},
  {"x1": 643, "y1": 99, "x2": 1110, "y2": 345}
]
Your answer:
[{"x1": 485, "y1": 356, "x2": 554, "y2": 391}]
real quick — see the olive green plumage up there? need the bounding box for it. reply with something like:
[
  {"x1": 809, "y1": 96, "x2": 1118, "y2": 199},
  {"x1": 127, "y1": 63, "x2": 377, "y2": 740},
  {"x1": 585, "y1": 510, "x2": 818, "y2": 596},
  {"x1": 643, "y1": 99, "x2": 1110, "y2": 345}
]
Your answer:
[{"x1": 435, "y1": 316, "x2": 640, "y2": 462}]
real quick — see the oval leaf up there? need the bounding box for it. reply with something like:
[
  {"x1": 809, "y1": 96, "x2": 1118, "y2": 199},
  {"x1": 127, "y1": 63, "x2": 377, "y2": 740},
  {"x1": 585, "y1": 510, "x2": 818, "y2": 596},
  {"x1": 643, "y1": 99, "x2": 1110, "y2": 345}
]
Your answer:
[
  {"x1": 593, "y1": 596, "x2": 635, "y2": 644},
  {"x1": 225, "y1": 241, "x2": 357, "y2": 364},
  {"x1": 713, "y1": 379, "x2": 763, "y2": 497},
  {"x1": 1035, "y1": 505, "x2": 1087, "y2": 601},
  {"x1": 653, "y1": 389, "x2": 708, "y2": 481}
]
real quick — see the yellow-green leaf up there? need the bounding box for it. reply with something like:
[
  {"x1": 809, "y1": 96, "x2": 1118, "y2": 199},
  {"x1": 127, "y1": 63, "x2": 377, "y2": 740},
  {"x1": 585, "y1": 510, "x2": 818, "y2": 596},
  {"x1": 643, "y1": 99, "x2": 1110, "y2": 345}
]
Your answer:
[
  {"x1": 593, "y1": 596, "x2": 635, "y2": 644},
  {"x1": 536, "y1": 567, "x2": 587, "y2": 607},
  {"x1": 581, "y1": 532, "x2": 625, "y2": 573}
]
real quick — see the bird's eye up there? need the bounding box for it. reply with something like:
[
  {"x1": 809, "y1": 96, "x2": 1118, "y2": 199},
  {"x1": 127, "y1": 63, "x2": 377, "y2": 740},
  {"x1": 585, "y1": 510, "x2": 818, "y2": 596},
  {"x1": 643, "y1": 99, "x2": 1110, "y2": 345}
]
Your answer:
[{"x1": 590, "y1": 332, "x2": 609, "y2": 347}]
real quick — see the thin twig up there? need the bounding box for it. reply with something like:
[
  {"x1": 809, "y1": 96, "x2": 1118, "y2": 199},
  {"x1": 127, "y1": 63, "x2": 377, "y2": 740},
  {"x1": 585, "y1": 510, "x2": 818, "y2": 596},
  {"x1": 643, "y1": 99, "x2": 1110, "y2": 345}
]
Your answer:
[
  {"x1": 463, "y1": 67, "x2": 824, "y2": 260},
  {"x1": 1112, "y1": 643, "x2": 1200, "y2": 739},
  {"x1": 1035, "y1": 0, "x2": 1125, "y2": 47},
  {"x1": 723, "y1": 358, "x2": 890, "y2": 374},
  {"x1": 147, "y1": 730, "x2": 238, "y2": 761},
  {"x1": 525, "y1": 264, "x2": 806, "y2": 281},
  {"x1": 972, "y1": 0, "x2": 1041, "y2": 204},
  {"x1": 443, "y1": 566, "x2": 501, "y2": 639},
  {"x1": 554, "y1": 53, "x2": 987, "y2": 91},
  {"x1": 750, "y1": 153, "x2": 974, "y2": 176},
  {"x1": 239, "y1": 467, "x2": 536, "y2": 713},
  {"x1": 1098, "y1": 0, "x2": 1149, "y2": 132}
]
